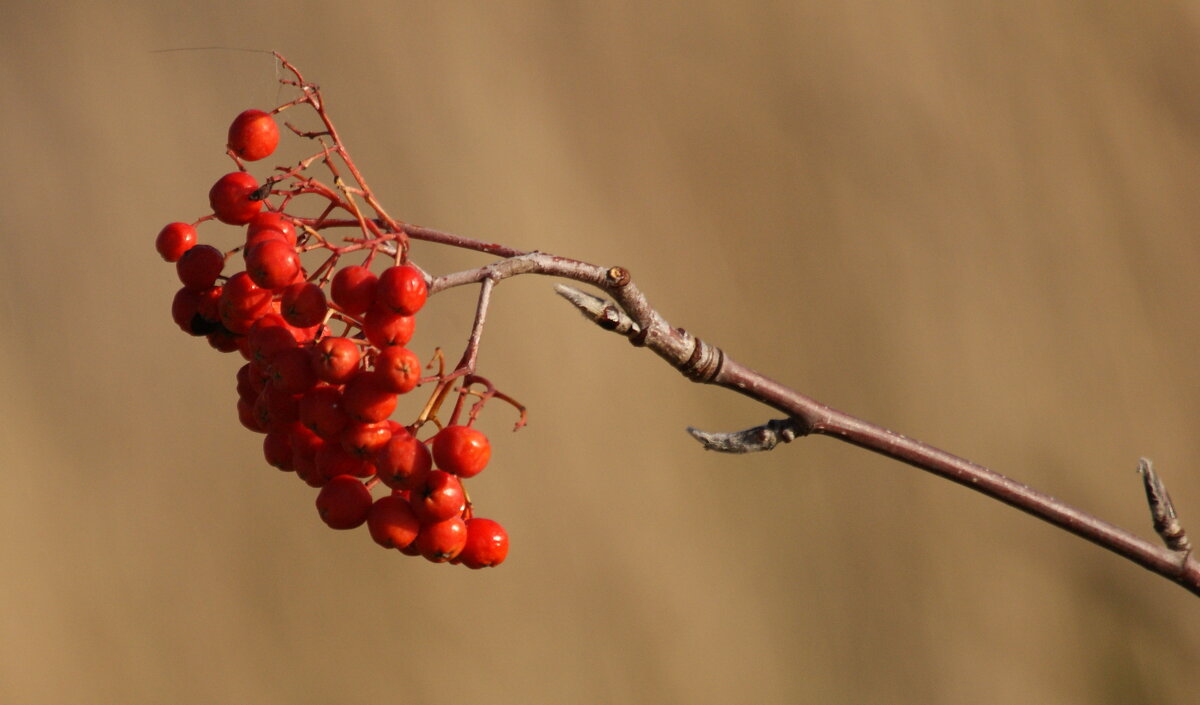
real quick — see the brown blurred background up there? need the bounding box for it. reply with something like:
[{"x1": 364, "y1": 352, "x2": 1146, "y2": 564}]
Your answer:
[{"x1": 2, "y1": 1, "x2": 1199, "y2": 703}]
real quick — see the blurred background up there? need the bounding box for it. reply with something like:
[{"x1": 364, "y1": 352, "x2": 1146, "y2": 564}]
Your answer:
[{"x1": 2, "y1": 1, "x2": 1199, "y2": 703}]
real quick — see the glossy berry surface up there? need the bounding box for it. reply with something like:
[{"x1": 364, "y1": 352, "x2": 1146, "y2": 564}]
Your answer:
[
  {"x1": 209, "y1": 171, "x2": 263, "y2": 225},
  {"x1": 433, "y1": 425, "x2": 491, "y2": 478},
  {"x1": 156, "y1": 222, "x2": 198, "y2": 262},
  {"x1": 459, "y1": 518, "x2": 509, "y2": 569},
  {"x1": 315, "y1": 475, "x2": 372, "y2": 529},
  {"x1": 227, "y1": 109, "x2": 280, "y2": 161}
]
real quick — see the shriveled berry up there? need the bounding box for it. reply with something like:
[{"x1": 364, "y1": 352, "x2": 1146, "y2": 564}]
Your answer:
[{"x1": 315, "y1": 475, "x2": 372, "y2": 529}]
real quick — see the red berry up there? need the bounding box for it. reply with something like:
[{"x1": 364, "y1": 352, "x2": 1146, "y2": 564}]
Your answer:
[
  {"x1": 263, "y1": 428, "x2": 296, "y2": 471},
  {"x1": 432, "y1": 425, "x2": 491, "y2": 478},
  {"x1": 267, "y1": 346, "x2": 319, "y2": 394},
  {"x1": 410, "y1": 469, "x2": 465, "y2": 523},
  {"x1": 156, "y1": 222, "x2": 198, "y2": 262},
  {"x1": 171, "y1": 287, "x2": 216, "y2": 335},
  {"x1": 246, "y1": 313, "x2": 301, "y2": 364},
  {"x1": 209, "y1": 171, "x2": 263, "y2": 225},
  {"x1": 219, "y1": 271, "x2": 273, "y2": 321},
  {"x1": 176, "y1": 244, "x2": 225, "y2": 291},
  {"x1": 340, "y1": 420, "x2": 393, "y2": 460},
  {"x1": 375, "y1": 431, "x2": 432, "y2": 490},
  {"x1": 363, "y1": 308, "x2": 415, "y2": 348},
  {"x1": 331, "y1": 265, "x2": 377, "y2": 315},
  {"x1": 375, "y1": 265, "x2": 427, "y2": 316},
  {"x1": 298, "y1": 385, "x2": 350, "y2": 439},
  {"x1": 367, "y1": 494, "x2": 420, "y2": 549},
  {"x1": 315, "y1": 475, "x2": 372, "y2": 529},
  {"x1": 415, "y1": 516, "x2": 468, "y2": 562},
  {"x1": 246, "y1": 238, "x2": 301, "y2": 290},
  {"x1": 207, "y1": 328, "x2": 241, "y2": 353},
  {"x1": 281, "y1": 282, "x2": 327, "y2": 328},
  {"x1": 315, "y1": 441, "x2": 375, "y2": 480},
  {"x1": 228, "y1": 109, "x2": 280, "y2": 161},
  {"x1": 311, "y1": 337, "x2": 361, "y2": 384},
  {"x1": 374, "y1": 346, "x2": 422, "y2": 394},
  {"x1": 246, "y1": 212, "x2": 298, "y2": 246},
  {"x1": 459, "y1": 518, "x2": 509, "y2": 569},
  {"x1": 342, "y1": 372, "x2": 398, "y2": 423}
]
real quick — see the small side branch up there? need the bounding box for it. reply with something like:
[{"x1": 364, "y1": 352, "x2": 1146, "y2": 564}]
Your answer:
[{"x1": 686, "y1": 418, "x2": 806, "y2": 453}]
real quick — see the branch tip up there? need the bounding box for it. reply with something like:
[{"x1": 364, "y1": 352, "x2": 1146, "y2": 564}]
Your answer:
[{"x1": 1138, "y1": 458, "x2": 1191, "y2": 553}]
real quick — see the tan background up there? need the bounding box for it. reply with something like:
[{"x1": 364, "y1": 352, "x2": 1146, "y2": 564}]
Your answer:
[{"x1": 2, "y1": 2, "x2": 1199, "y2": 703}]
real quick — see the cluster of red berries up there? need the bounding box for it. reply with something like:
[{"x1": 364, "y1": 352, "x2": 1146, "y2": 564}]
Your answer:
[{"x1": 155, "y1": 107, "x2": 508, "y2": 568}]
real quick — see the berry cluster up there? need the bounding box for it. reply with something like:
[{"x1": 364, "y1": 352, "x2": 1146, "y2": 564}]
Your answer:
[{"x1": 155, "y1": 65, "x2": 511, "y2": 568}]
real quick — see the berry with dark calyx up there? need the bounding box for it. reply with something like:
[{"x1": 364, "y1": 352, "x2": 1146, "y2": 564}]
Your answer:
[
  {"x1": 342, "y1": 371, "x2": 398, "y2": 423},
  {"x1": 415, "y1": 515, "x2": 468, "y2": 563},
  {"x1": 410, "y1": 469, "x2": 466, "y2": 523},
  {"x1": 281, "y1": 282, "x2": 327, "y2": 328},
  {"x1": 363, "y1": 308, "x2": 415, "y2": 348},
  {"x1": 459, "y1": 518, "x2": 509, "y2": 569},
  {"x1": 432, "y1": 425, "x2": 491, "y2": 478},
  {"x1": 374, "y1": 346, "x2": 422, "y2": 394},
  {"x1": 245, "y1": 238, "x2": 302, "y2": 290},
  {"x1": 316, "y1": 441, "x2": 376, "y2": 480},
  {"x1": 315, "y1": 475, "x2": 372, "y2": 529},
  {"x1": 209, "y1": 171, "x2": 264, "y2": 225},
  {"x1": 367, "y1": 494, "x2": 420, "y2": 550},
  {"x1": 376, "y1": 264, "x2": 427, "y2": 316},
  {"x1": 156, "y1": 222, "x2": 198, "y2": 262},
  {"x1": 331, "y1": 265, "x2": 377, "y2": 315},
  {"x1": 340, "y1": 420, "x2": 393, "y2": 460},
  {"x1": 311, "y1": 337, "x2": 361, "y2": 384},
  {"x1": 228, "y1": 109, "x2": 280, "y2": 161},
  {"x1": 267, "y1": 346, "x2": 319, "y2": 394},
  {"x1": 177, "y1": 244, "x2": 225, "y2": 291},
  {"x1": 375, "y1": 430, "x2": 432, "y2": 490}
]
